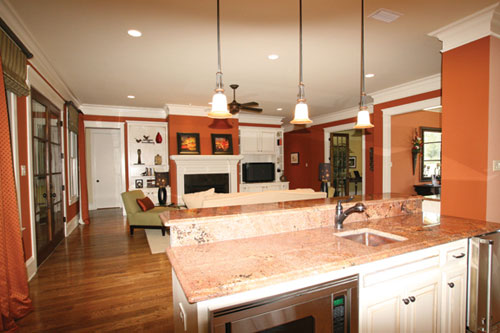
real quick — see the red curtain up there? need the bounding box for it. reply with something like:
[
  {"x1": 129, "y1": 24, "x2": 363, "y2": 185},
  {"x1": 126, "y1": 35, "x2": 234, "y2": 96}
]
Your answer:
[
  {"x1": 78, "y1": 114, "x2": 90, "y2": 224},
  {"x1": 0, "y1": 56, "x2": 32, "y2": 330}
]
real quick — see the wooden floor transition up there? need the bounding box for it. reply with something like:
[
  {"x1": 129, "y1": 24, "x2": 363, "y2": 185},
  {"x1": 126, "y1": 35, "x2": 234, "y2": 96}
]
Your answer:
[{"x1": 17, "y1": 208, "x2": 174, "y2": 332}]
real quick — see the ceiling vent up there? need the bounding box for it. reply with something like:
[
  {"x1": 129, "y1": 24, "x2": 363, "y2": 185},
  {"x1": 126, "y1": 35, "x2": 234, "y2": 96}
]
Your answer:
[{"x1": 369, "y1": 9, "x2": 402, "y2": 23}]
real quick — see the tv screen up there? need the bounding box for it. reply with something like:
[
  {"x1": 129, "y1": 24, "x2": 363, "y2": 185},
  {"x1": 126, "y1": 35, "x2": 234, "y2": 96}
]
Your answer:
[{"x1": 242, "y1": 163, "x2": 275, "y2": 183}]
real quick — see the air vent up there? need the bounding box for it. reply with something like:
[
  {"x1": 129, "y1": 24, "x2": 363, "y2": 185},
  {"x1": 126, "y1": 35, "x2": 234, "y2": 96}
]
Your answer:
[{"x1": 369, "y1": 9, "x2": 402, "y2": 23}]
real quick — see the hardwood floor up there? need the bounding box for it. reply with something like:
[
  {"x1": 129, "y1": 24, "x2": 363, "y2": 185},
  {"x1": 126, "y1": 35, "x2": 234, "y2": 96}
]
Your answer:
[{"x1": 17, "y1": 208, "x2": 174, "y2": 332}]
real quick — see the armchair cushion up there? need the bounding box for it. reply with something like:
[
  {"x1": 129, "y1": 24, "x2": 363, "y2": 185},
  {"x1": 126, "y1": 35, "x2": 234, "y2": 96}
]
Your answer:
[{"x1": 136, "y1": 197, "x2": 155, "y2": 211}]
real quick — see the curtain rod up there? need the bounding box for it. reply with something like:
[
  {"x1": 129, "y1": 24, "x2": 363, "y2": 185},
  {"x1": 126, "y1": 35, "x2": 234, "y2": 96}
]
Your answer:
[{"x1": 0, "y1": 17, "x2": 33, "y2": 59}]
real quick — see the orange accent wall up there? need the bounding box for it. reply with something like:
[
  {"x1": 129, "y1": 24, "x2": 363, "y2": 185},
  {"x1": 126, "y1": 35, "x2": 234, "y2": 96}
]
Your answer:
[
  {"x1": 391, "y1": 111, "x2": 441, "y2": 194},
  {"x1": 168, "y1": 115, "x2": 239, "y2": 203},
  {"x1": 441, "y1": 37, "x2": 490, "y2": 220},
  {"x1": 371, "y1": 90, "x2": 442, "y2": 194},
  {"x1": 284, "y1": 118, "x2": 358, "y2": 191},
  {"x1": 16, "y1": 96, "x2": 33, "y2": 261}
]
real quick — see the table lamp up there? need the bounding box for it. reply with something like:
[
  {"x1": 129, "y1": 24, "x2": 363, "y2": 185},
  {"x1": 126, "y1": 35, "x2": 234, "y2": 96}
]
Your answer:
[{"x1": 318, "y1": 163, "x2": 331, "y2": 193}]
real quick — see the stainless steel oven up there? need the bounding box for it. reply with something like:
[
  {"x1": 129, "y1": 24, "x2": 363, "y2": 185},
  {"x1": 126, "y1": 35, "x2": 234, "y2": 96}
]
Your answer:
[{"x1": 209, "y1": 275, "x2": 358, "y2": 332}]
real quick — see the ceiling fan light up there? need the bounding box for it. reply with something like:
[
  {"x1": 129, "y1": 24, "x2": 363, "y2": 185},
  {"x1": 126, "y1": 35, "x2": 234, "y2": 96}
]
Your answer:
[
  {"x1": 208, "y1": 91, "x2": 232, "y2": 118},
  {"x1": 290, "y1": 101, "x2": 312, "y2": 124},
  {"x1": 354, "y1": 108, "x2": 374, "y2": 129}
]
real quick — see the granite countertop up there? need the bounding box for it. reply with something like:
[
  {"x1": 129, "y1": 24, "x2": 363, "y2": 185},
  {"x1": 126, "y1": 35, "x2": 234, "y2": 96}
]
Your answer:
[
  {"x1": 166, "y1": 213, "x2": 500, "y2": 303},
  {"x1": 161, "y1": 193, "x2": 416, "y2": 226}
]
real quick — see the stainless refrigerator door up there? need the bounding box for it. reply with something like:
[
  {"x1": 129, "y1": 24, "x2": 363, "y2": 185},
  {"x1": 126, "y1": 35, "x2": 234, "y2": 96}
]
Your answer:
[{"x1": 480, "y1": 232, "x2": 500, "y2": 328}]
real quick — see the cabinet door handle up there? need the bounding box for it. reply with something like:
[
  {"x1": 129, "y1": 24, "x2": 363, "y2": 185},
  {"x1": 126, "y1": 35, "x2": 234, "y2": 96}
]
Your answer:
[
  {"x1": 448, "y1": 282, "x2": 455, "y2": 288},
  {"x1": 402, "y1": 298, "x2": 410, "y2": 305},
  {"x1": 409, "y1": 296, "x2": 416, "y2": 302},
  {"x1": 452, "y1": 253, "x2": 465, "y2": 259}
]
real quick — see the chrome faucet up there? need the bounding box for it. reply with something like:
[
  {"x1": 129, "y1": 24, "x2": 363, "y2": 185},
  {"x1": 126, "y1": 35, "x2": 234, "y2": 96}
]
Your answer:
[{"x1": 335, "y1": 196, "x2": 366, "y2": 230}]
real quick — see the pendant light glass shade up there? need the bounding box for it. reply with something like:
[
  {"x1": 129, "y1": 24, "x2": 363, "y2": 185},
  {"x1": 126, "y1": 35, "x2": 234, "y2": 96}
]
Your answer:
[
  {"x1": 208, "y1": 0, "x2": 231, "y2": 119},
  {"x1": 354, "y1": 0, "x2": 374, "y2": 129},
  {"x1": 290, "y1": 0, "x2": 312, "y2": 125}
]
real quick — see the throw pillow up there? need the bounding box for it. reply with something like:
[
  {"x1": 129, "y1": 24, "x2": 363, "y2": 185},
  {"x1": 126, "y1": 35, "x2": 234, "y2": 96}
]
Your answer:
[
  {"x1": 136, "y1": 197, "x2": 155, "y2": 211},
  {"x1": 182, "y1": 188, "x2": 215, "y2": 209}
]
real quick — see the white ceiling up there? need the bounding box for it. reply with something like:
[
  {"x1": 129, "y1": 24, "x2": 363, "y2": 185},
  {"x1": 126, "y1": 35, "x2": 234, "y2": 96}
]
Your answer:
[{"x1": 5, "y1": 0, "x2": 499, "y2": 121}]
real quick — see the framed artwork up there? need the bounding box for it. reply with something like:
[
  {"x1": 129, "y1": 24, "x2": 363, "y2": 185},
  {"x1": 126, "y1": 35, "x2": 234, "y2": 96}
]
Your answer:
[
  {"x1": 211, "y1": 134, "x2": 233, "y2": 155},
  {"x1": 349, "y1": 156, "x2": 357, "y2": 169},
  {"x1": 135, "y1": 179, "x2": 143, "y2": 189},
  {"x1": 291, "y1": 152, "x2": 299, "y2": 165},
  {"x1": 177, "y1": 133, "x2": 200, "y2": 154}
]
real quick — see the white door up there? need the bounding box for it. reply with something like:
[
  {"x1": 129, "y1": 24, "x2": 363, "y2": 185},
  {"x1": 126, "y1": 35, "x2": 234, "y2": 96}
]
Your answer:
[{"x1": 88, "y1": 128, "x2": 123, "y2": 209}]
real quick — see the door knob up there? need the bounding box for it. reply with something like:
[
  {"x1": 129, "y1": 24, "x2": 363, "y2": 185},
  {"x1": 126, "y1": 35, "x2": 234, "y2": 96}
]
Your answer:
[
  {"x1": 409, "y1": 296, "x2": 416, "y2": 302},
  {"x1": 402, "y1": 298, "x2": 410, "y2": 305},
  {"x1": 448, "y1": 282, "x2": 455, "y2": 288},
  {"x1": 42, "y1": 193, "x2": 47, "y2": 198},
  {"x1": 51, "y1": 193, "x2": 56, "y2": 198},
  {"x1": 96, "y1": 180, "x2": 100, "y2": 183}
]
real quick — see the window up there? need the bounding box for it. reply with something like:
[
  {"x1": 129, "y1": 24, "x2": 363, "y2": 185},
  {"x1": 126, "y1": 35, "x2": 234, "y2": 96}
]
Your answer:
[
  {"x1": 68, "y1": 131, "x2": 79, "y2": 203},
  {"x1": 421, "y1": 127, "x2": 441, "y2": 181}
]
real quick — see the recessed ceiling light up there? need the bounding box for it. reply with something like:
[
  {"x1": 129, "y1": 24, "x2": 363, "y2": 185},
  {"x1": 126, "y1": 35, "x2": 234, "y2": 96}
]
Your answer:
[
  {"x1": 127, "y1": 95, "x2": 135, "y2": 99},
  {"x1": 268, "y1": 54, "x2": 279, "y2": 60},
  {"x1": 127, "y1": 29, "x2": 142, "y2": 37},
  {"x1": 365, "y1": 73, "x2": 375, "y2": 78},
  {"x1": 369, "y1": 9, "x2": 403, "y2": 23},
  {"x1": 276, "y1": 108, "x2": 283, "y2": 111}
]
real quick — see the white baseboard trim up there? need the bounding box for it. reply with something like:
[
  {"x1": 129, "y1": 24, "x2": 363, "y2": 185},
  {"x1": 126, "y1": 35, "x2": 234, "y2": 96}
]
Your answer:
[
  {"x1": 65, "y1": 214, "x2": 79, "y2": 237},
  {"x1": 25, "y1": 256, "x2": 36, "y2": 281}
]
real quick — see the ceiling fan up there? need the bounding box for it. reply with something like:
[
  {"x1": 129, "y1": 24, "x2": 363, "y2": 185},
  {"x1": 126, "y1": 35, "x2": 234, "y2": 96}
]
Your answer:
[{"x1": 228, "y1": 84, "x2": 262, "y2": 114}]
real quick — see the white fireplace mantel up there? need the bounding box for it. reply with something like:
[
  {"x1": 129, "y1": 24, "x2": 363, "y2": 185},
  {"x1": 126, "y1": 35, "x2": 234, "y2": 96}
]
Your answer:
[{"x1": 170, "y1": 155, "x2": 244, "y2": 204}]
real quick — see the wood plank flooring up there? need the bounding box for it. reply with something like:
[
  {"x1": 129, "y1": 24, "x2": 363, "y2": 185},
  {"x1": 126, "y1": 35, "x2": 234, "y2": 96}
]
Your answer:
[{"x1": 16, "y1": 208, "x2": 174, "y2": 332}]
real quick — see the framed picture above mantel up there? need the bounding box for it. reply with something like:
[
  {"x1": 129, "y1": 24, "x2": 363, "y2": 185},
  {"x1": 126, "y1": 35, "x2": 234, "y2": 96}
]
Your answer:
[
  {"x1": 177, "y1": 132, "x2": 200, "y2": 155},
  {"x1": 211, "y1": 134, "x2": 233, "y2": 155}
]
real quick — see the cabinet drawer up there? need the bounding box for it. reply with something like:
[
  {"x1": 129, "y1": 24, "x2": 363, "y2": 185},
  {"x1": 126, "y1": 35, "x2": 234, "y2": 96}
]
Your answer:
[{"x1": 444, "y1": 246, "x2": 467, "y2": 266}]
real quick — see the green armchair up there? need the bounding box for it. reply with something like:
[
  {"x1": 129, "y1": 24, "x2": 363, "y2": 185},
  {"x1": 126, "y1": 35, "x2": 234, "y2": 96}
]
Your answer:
[{"x1": 121, "y1": 190, "x2": 174, "y2": 236}]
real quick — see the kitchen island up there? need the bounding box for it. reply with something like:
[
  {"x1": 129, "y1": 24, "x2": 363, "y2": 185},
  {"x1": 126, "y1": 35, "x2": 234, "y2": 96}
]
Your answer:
[{"x1": 160, "y1": 194, "x2": 500, "y2": 332}]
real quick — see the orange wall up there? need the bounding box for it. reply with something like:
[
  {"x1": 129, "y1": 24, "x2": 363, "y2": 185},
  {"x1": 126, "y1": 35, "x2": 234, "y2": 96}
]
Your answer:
[
  {"x1": 441, "y1": 37, "x2": 490, "y2": 220},
  {"x1": 284, "y1": 118, "x2": 359, "y2": 191},
  {"x1": 391, "y1": 111, "x2": 441, "y2": 194},
  {"x1": 16, "y1": 96, "x2": 33, "y2": 261},
  {"x1": 168, "y1": 115, "x2": 239, "y2": 203}
]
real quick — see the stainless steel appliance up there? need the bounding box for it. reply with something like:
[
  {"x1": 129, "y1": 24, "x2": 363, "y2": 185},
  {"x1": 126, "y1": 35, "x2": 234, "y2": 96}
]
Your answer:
[
  {"x1": 210, "y1": 275, "x2": 358, "y2": 332},
  {"x1": 468, "y1": 231, "x2": 500, "y2": 333}
]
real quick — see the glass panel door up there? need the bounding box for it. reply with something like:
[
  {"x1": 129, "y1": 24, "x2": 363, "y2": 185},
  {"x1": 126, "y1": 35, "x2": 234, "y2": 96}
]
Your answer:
[
  {"x1": 330, "y1": 133, "x2": 350, "y2": 197},
  {"x1": 32, "y1": 90, "x2": 64, "y2": 265}
]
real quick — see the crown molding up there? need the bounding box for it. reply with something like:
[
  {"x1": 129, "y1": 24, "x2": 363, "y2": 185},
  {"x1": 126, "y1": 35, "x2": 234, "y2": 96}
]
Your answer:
[
  {"x1": 428, "y1": 2, "x2": 500, "y2": 52},
  {"x1": 27, "y1": 66, "x2": 65, "y2": 107},
  {"x1": 0, "y1": 0, "x2": 80, "y2": 105},
  {"x1": 370, "y1": 74, "x2": 441, "y2": 105},
  {"x1": 80, "y1": 104, "x2": 166, "y2": 118},
  {"x1": 238, "y1": 112, "x2": 283, "y2": 125}
]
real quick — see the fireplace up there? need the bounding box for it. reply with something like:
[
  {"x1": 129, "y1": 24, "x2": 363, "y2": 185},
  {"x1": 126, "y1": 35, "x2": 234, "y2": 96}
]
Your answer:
[
  {"x1": 170, "y1": 155, "x2": 243, "y2": 204},
  {"x1": 184, "y1": 173, "x2": 229, "y2": 194}
]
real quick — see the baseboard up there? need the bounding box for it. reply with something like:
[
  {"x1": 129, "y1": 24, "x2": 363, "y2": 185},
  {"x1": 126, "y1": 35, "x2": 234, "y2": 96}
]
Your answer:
[
  {"x1": 65, "y1": 214, "x2": 79, "y2": 237},
  {"x1": 25, "y1": 256, "x2": 36, "y2": 281}
]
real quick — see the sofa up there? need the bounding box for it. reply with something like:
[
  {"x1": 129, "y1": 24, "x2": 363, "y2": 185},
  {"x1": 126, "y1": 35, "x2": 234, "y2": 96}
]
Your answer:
[
  {"x1": 121, "y1": 190, "x2": 175, "y2": 236},
  {"x1": 182, "y1": 188, "x2": 327, "y2": 209}
]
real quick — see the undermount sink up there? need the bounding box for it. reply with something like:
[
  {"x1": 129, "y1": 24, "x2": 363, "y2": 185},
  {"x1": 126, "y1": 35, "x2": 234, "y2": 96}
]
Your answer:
[{"x1": 335, "y1": 228, "x2": 407, "y2": 247}]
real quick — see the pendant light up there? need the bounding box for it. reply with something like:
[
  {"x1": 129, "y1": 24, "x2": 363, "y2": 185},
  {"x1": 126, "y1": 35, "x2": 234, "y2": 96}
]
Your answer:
[
  {"x1": 208, "y1": 0, "x2": 232, "y2": 119},
  {"x1": 290, "y1": 0, "x2": 312, "y2": 124},
  {"x1": 354, "y1": 0, "x2": 374, "y2": 129}
]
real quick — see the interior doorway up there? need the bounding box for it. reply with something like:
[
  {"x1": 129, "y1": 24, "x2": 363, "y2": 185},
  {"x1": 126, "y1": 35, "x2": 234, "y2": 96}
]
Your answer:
[{"x1": 87, "y1": 128, "x2": 124, "y2": 210}]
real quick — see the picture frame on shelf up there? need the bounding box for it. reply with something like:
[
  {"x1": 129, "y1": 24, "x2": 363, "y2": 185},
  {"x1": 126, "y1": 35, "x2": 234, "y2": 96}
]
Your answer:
[
  {"x1": 135, "y1": 179, "x2": 143, "y2": 189},
  {"x1": 211, "y1": 134, "x2": 233, "y2": 155},
  {"x1": 177, "y1": 133, "x2": 200, "y2": 155},
  {"x1": 349, "y1": 156, "x2": 357, "y2": 169},
  {"x1": 291, "y1": 152, "x2": 299, "y2": 165}
]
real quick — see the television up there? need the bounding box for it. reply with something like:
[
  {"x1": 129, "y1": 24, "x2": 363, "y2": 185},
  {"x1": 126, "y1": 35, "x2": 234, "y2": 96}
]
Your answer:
[{"x1": 242, "y1": 163, "x2": 275, "y2": 183}]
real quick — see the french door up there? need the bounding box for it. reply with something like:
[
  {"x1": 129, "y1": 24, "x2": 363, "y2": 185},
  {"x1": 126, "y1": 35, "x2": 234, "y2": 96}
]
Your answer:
[
  {"x1": 330, "y1": 133, "x2": 350, "y2": 197},
  {"x1": 31, "y1": 89, "x2": 64, "y2": 266}
]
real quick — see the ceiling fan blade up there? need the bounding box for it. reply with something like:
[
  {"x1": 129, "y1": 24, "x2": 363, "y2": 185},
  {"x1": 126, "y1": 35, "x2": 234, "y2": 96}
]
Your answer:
[
  {"x1": 241, "y1": 106, "x2": 263, "y2": 112},
  {"x1": 240, "y1": 102, "x2": 259, "y2": 107}
]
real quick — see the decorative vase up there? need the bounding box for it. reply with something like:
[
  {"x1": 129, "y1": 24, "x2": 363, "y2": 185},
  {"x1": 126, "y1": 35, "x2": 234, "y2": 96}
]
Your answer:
[
  {"x1": 158, "y1": 187, "x2": 167, "y2": 206},
  {"x1": 412, "y1": 151, "x2": 418, "y2": 175},
  {"x1": 155, "y1": 132, "x2": 162, "y2": 144}
]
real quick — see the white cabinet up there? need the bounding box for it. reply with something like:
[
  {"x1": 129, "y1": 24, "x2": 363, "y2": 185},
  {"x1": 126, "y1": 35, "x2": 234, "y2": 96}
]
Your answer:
[
  {"x1": 240, "y1": 182, "x2": 289, "y2": 193},
  {"x1": 126, "y1": 121, "x2": 170, "y2": 205},
  {"x1": 240, "y1": 127, "x2": 278, "y2": 154}
]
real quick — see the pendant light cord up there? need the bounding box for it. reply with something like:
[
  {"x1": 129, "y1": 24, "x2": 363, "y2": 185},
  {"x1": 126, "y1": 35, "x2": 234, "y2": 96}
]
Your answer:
[
  {"x1": 298, "y1": 0, "x2": 305, "y2": 100},
  {"x1": 216, "y1": 0, "x2": 223, "y2": 90},
  {"x1": 360, "y1": 0, "x2": 366, "y2": 108}
]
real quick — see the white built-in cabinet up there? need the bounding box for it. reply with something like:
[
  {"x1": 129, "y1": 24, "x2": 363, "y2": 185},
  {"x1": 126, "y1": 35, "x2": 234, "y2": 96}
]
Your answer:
[
  {"x1": 239, "y1": 126, "x2": 284, "y2": 191},
  {"x1": 359, "y1": 238, "x2": 467, "y2": 333},
  {"x1": 126, "y1": 121, "x2": 170, "y2": 205}
]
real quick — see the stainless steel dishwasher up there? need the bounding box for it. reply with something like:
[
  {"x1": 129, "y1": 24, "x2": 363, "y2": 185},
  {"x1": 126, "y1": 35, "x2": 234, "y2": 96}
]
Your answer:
[
  {"x1": 468, "y1": 231, "x2": 500, "y2": 333},
  {"x1": 209, "y1": 275, "x2": 358, "y2": 333}
]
